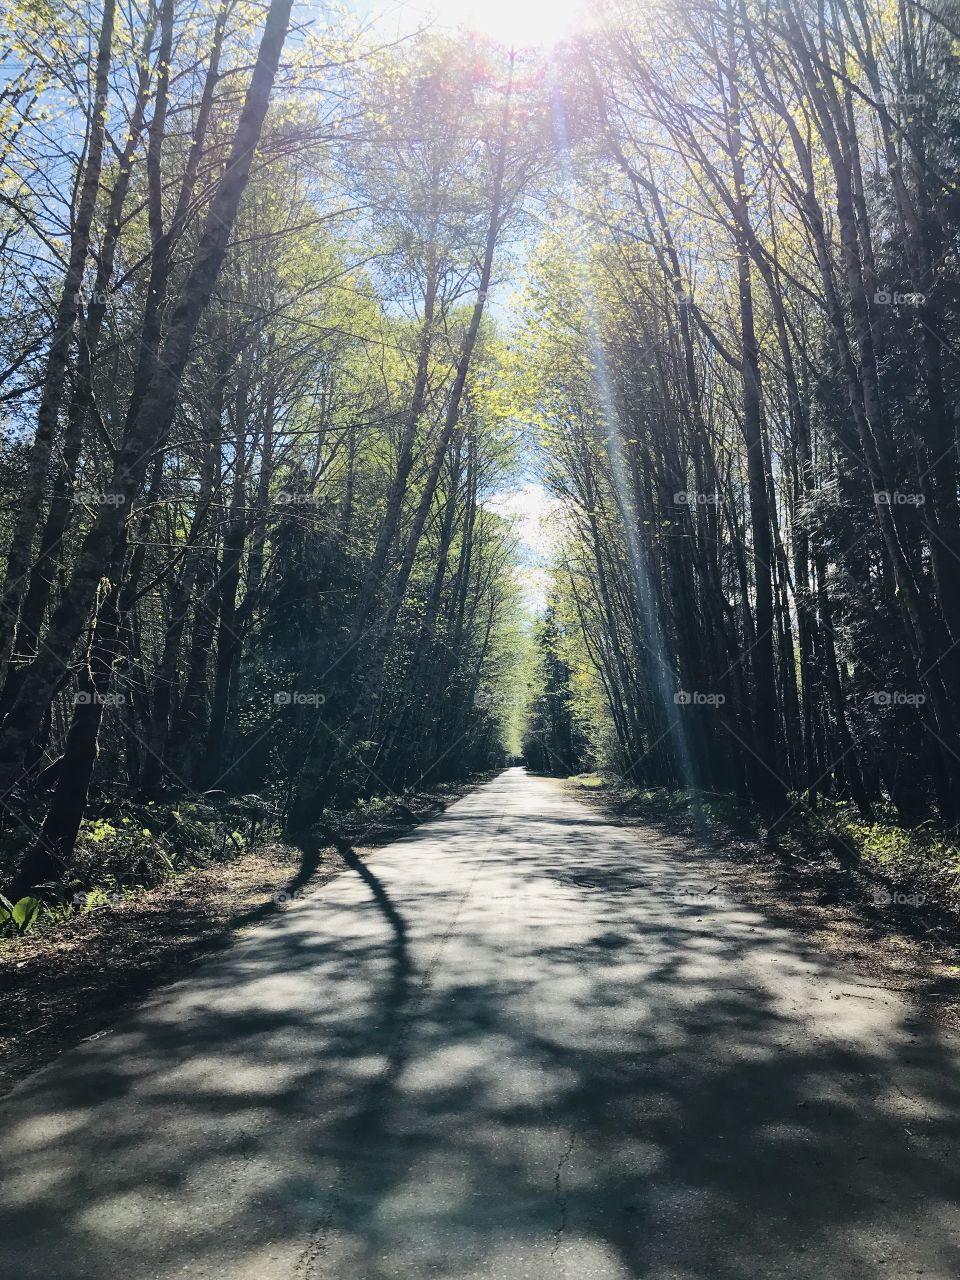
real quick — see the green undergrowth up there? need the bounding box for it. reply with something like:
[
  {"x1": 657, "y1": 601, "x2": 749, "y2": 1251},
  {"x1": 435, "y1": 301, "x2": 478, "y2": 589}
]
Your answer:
[
  {"x1": 570, "y1": 773, "x2": 607, "y2": 790},
  {"x1": 802, "y1": 806, "x2": 960, "y2": 888},
  {"x1": 0, "y1": 794, "x2": 277, "y2": 938}
]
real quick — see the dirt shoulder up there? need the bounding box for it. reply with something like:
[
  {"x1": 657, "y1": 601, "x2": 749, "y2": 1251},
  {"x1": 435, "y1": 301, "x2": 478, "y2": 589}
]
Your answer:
[
  {"x1": 0, "y1": 773, "x2": 496, "y2": 1099},
  {"x1": 564, "y1": 777, "x2": 960, "y2": 1031}
]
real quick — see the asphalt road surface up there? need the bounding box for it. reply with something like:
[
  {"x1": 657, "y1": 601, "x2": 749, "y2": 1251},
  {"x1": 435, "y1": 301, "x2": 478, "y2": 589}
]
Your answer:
[{"x1": 2, "y1": 767, "x2": 960, "y2": 1279}]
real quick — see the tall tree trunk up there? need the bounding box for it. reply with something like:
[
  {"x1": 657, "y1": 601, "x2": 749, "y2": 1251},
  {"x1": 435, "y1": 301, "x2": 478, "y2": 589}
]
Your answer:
[
  {"x1": 203, "y1": 355, "x2": 251, "y2": 785},
  {"x1": 0, "y1": 0, "x2": 117, "y2": 684},
  {"x1": 4, "y1": 7, "x2": 160, "y2": 697}
]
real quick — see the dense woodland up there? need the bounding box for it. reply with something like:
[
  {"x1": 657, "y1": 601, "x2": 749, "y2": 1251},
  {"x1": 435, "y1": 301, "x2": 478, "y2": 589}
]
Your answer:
[
  {"x1": 522, "y1": 0, "x2": 960, "y2": 841},
  {"x1": 1, "y1": 0, "x2": 960, "y2": 912},
  {"x1": 0, "y1": 0, "x2": 540, "y2": 903}
]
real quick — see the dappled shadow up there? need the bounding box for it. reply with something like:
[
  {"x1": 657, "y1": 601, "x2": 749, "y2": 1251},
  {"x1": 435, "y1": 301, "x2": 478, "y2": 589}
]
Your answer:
[{"x1": 1, "y1": 769, "x2": 960, "y2": 1279}]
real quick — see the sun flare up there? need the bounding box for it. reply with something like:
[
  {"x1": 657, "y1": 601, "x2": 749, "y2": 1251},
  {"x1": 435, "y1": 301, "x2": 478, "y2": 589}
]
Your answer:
[{"x1": 429, "y1": 0, "x2": 586, "y2": 49}]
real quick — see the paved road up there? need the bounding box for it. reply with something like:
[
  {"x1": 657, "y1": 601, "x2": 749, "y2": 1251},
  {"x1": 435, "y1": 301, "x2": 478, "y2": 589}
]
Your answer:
[{"x1": 2, "y1": 768, "x2": 960, "y2": 1279}]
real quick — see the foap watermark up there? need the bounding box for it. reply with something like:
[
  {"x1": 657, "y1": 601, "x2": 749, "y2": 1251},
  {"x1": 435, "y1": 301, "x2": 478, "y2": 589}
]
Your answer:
[
  {"x1": 874, "y1": 289, "x2": 925, "y2": 306},
  {"x1": 865, "y1": 690, "x2": 926, "y2": 707},
  {"x1": 674, "y1": 690, "x2": 726, "y2": 707},
  {"x1": 71, "y1": 289, "x2": 111, "y2": 309},
  {"x1": 71, "y1": 888, "x2": 130, "y2": 912},
  {"x1": 276, "y1": 491, "x2": 323, "y2": 507},
  {"x1": 73, "y1": 691, "x2": 126, "y2": 707},
  {"x1": 674, "y1": 491, "x2": 720, "y2": 506},
  {"x1": 874, "y1": 490, "x2": 925, "y2": 507},
  {"x1": 872, "y1": 887, "x2": 927, "y2": 908},
  {"x1": 671, "y1": 884, "x2": 729, "y2": 909},
  {"x1": 71, "y1": 489, "x2": 126, "y2": 506},
  {"x1": 274, "y1": 690, "x2": 326, "y2": 707},
  {"x1": 272, "y1": 888, "x2": 308, "y2": 905},
  {"x1": 881, "y1": 93, "x2": 925, "y2": 108}
]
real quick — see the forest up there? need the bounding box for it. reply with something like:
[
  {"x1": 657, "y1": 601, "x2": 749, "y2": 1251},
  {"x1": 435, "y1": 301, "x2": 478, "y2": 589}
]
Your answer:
[{"x1": 2, "y1": 0, "x2": 960, "y2": 918}]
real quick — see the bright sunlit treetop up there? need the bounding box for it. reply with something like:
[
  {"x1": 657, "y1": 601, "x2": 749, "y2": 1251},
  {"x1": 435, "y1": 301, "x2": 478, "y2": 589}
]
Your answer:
[{"x1": 413, "y1": 0, "x2": 587, "y2": 49}]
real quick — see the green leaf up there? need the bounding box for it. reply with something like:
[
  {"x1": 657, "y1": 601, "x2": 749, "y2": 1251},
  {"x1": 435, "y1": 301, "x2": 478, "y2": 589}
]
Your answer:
[{"x1": 11, "y1": 896, "x2": 39, "y2": 933}]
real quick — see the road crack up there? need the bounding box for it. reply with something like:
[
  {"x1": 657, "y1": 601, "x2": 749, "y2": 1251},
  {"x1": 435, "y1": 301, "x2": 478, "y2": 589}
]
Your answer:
[{"x1": 551, "y1": 1130, "x2": 576, "y2": 1266}]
